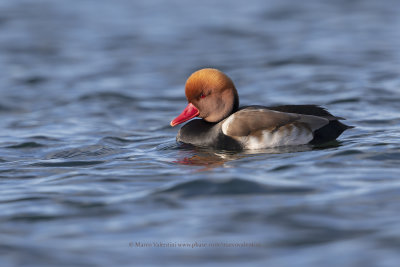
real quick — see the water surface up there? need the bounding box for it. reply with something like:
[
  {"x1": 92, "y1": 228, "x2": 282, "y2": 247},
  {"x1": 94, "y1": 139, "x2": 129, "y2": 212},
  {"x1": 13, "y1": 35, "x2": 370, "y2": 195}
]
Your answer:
[{"x1": 1, "y1": 0, "x2": 400, "y2": 266}]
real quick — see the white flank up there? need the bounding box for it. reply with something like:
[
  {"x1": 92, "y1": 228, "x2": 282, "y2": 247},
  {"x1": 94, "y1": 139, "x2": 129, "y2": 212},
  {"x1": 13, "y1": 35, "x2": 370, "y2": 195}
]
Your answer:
[{"x1": 240, "y1": 125, "x2": 313, "y2": 149}]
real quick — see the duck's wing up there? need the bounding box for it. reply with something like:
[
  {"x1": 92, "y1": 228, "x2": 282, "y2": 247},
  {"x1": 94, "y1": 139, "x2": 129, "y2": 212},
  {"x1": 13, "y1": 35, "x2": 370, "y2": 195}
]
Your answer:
[
  {"x1": 241, "y1": 105, "x2": 344, "y2": 120},
  {"x1": 266, "y1": 105, "x2": 354, "y2": 143},
  {"x1": 221, "y1": 108, "x2": 329, "y2": 148},
  {"x1": 266, "y1": 105, "x2": 345, "y2": 120}
]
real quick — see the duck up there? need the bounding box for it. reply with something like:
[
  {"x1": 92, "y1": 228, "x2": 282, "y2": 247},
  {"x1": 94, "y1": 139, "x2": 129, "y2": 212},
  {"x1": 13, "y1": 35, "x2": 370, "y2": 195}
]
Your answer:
[{"x1": 170, "y1": 68, "x2": 352, "y2": 150}]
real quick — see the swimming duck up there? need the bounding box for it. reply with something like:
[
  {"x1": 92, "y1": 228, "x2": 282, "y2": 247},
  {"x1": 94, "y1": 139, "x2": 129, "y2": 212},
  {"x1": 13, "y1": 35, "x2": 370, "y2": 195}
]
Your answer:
[{"x1": 170, "y1": 68, "x2": 352, "y2": 150}]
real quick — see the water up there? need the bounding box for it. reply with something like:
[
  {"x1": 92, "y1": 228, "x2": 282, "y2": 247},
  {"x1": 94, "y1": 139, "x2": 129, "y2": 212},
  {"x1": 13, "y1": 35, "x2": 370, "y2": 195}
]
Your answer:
[{"x1": 1, "y1": 0, "x2": 400, "y2": 266}]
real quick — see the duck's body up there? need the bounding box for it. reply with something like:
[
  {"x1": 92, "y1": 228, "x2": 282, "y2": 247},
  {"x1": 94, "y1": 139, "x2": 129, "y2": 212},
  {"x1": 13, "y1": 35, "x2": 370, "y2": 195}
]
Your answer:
[{"x1": 171, "y1": 69, "x2": 352, "y2": 150}]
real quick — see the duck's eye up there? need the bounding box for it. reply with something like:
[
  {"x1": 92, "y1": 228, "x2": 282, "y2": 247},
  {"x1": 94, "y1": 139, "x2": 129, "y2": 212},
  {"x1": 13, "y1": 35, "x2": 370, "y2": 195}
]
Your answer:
[{"x1": 200, "y1": 93, "x2": 206, "y2": 99}]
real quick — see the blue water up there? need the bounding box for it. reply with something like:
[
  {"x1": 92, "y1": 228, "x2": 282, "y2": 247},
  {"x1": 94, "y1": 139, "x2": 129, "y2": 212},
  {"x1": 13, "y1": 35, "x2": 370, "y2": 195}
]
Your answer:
[{"x1": 1, "y1": 0, "x2": 400, "y2": 266}]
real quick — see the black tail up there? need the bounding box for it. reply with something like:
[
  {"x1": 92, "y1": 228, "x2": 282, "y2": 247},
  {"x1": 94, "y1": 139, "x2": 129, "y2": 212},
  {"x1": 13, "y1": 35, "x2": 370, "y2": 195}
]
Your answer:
[{"x1": 310, "y1": 120, "x2": 353, "y2": 144}]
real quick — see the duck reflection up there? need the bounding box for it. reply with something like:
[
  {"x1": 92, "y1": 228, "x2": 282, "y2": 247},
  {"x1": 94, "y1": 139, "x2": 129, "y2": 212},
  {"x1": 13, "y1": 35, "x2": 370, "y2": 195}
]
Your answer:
[
  {"x1": 173, "y1": 145, "x2": 241, "y2": 170},
  {"x1": 173, "y1": 143, "x2": 342, "y2": 171}
]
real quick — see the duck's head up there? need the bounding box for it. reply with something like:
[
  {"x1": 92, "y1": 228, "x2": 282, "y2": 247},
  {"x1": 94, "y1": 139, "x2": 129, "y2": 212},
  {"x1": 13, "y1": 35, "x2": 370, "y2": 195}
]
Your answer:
[{"x1": 170, "y1": 68, "x2": 239, "y2": 126}]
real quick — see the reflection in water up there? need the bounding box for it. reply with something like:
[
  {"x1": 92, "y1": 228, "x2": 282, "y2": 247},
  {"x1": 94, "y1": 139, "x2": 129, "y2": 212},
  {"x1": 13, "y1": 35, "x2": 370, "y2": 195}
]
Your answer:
[
  {"x1": 173, "y1": 145, "x2": 242, "y2": 170},
  {"x1": 173, "y1": 143, "x2": 325, "y2": 170}
]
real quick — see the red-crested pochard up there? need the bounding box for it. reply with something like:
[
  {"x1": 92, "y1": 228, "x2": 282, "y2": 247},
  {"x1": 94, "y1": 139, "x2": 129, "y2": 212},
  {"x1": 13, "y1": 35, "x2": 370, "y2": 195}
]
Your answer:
[{"x1": 170, "y1": 68, "x2": 352, "y2": 150}]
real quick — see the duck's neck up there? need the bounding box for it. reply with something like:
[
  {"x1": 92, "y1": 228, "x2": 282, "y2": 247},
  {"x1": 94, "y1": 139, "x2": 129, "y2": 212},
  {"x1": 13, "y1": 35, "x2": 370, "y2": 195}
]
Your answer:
[{"x1": 232, "y1": 86, "x2": 239, "y2": 113}]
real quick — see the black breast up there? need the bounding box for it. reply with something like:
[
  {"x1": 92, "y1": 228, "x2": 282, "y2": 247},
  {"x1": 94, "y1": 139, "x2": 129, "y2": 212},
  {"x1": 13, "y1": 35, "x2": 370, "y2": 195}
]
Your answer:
[{"x1": 177, "y1": 119, "x2": 242, "y2": 150}]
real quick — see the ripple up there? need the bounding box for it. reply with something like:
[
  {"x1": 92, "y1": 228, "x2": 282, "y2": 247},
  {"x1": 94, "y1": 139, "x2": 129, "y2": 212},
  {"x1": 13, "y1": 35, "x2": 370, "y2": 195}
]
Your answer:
[
  {"x1": 365, "y1": 152, "x2": 400, "y2": 161},
  {"x1": 152, "y1": 178, "x2": 315, "y2": 198},
  {"x1": 359, "y1": 118, "x2": 400, "y2": 125},
  {"x1": 45, "y1": 145, "x2": 118, "y2": 160},
  {"x1": 0, "y1": 196, "x2": 47, "y2": 204},
  {"x1": 328, "y1": 98, "x2": 361, "y2": 104},
  {"x1": 31, "y1": 160, "x2": 105, "y2": 167},
  {"x1": 8, "y1": 214, "x2": 62, "y2": 222},
  {"x1": 78, "y1": 92, "x2": 137, "y2": 102},
  {"x1": 326, "y1": 149, "x2": 365, "y2": 157},
  {"x1": 5, "y1": 142, "x2": 45, "y2": 149},
  {"x1": 28, "y1": 135, "x2": 61, "y2": 142},
  {"x1": 0, "y1": 103, "x2": 20, "y2": 113},
  {"x1": 100, "y1": 136, "x2": 134, "y2": 146},
  {"x1": 207, "y1": 26, "x2": 260, "y2": 38},
  {"x1": 266, "y1": 55, "x2": 326, "y2": 67},
  {"x1": 263, "y1": 6, "x2": 302, "y2": 20},
  {"x1": 270, "y1": 164, "x2": 297, "y2": 172},
  {"x1": 17, "y1": 75, "x2": 47, "y2": 85}
]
